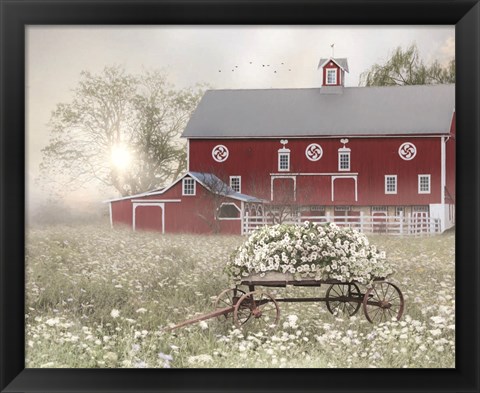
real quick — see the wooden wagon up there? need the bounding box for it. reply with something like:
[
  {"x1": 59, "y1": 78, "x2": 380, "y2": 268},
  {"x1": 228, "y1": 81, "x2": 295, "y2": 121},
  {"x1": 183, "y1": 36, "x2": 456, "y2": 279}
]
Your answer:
[{"x1": 168, "y1": 272, "x2": 405, "y2": 331}]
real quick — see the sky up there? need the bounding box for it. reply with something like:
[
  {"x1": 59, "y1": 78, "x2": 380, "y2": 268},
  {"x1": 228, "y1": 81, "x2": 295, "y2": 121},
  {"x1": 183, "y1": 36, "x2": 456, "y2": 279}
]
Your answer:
[{"x1": 26, "y1": 25, "x2": 455, "y2": 210}]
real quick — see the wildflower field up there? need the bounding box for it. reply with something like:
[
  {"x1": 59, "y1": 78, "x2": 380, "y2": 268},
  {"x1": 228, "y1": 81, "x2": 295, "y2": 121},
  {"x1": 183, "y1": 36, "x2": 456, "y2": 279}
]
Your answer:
[{"x1": 26, "y1": 224, "x2": 455, "y2": 368}]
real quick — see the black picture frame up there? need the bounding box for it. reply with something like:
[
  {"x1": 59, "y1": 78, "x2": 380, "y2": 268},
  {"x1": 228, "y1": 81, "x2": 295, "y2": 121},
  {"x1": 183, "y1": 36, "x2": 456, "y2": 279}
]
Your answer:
[{"x1": 1, "y1": 1, "x2": 479, "y2": 392}]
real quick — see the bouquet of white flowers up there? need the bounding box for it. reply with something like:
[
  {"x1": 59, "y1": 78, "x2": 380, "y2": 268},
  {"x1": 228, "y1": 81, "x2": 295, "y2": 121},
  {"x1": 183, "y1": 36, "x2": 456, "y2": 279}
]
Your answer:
[{"x1": 226, "y1": 222, "x2": 393, "y2": 285}]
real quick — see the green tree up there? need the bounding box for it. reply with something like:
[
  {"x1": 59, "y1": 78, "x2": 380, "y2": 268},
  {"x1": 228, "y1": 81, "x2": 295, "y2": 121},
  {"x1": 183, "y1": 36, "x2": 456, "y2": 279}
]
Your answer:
[
  {"x1": 40, "y1": 66, "x2": 203, "y2": 196},
  {"x1": 360, "y1": 44, "x2": 455, "y2": 86}
]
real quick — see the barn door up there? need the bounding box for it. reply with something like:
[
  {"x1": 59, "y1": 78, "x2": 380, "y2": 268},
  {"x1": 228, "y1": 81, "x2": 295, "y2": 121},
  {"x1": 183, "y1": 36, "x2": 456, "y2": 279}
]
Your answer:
[
  {"x1": 333, "y1": 177, "x2": 356, "y2": 203},
  {"x1": 272, "y1": 177, "x2": 295, "y2": 203},
  {"x1": 134, "y1": 204, "x2": 164, "y2": 233}
]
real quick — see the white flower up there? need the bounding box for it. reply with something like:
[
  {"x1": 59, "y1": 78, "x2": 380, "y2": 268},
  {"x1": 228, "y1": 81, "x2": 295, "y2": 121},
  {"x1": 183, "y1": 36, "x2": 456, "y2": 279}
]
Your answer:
[
  {"x1": 430, "y1": 316, "x2": 446, "y2": 324},
  {"x1": 199, "y1": 321, "x2": 208, "y2": 330},
  {"x1": 159, "y1": 353, "x2": 173, "y2": 361},
  {"x1": 187, "y1": 355, "x2": 213, "y2": 364},
  {"x1": 227, "y1": 223, "x2": 391, "y2": 284},
  {"x1": 45, "y1": 318, "x2": 60, "y2": 326},
  {"x1": 110, "y1": 309, "x2": 120, "y2": 319}
]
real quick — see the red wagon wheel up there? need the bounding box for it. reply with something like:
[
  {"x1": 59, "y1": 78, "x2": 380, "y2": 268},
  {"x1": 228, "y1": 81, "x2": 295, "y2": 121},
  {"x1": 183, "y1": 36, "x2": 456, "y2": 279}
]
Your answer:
[
  {"x1": 326, "y1": 283, "x2": 362, "y2": 316},
  {"x1": 362, "y1": 281, "x2": 404, "y2": 323},
  {"x1": 233, "y1": 291, "x2": 280, "y2": 329},
  {"x1": 214, "y1": 288, "x2": 246, "y2": 320}
]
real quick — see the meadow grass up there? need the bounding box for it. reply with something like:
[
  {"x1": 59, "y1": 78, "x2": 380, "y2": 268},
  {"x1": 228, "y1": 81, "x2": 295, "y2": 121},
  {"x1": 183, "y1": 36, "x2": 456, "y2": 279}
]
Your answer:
[{"x1": 25, "y1": 224, "x2": 455, "y2": 368}]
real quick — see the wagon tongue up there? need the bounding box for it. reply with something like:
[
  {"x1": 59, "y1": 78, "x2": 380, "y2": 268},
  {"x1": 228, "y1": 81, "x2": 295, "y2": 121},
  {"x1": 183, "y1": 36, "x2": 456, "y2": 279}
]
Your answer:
[{"x1": 164, "y1": 306, "x2": 234, "y2": 331}]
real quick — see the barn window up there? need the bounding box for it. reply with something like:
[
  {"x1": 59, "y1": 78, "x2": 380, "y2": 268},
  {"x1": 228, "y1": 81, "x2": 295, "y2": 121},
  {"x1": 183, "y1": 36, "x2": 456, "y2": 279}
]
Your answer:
[
  {"x1": 278, "y1": 152, "x2": 290, "y2": 171},
  {"x1": 334, "y1": 206, "x2": 351, "y2": 212},
  {"x1": 182, "y1": 178, "x2": 196, "y2": 196},
  {"x1": 230, "y1": 176, "x2": 241, "y2": 193},
  {"x1": 372, "y1": 206, "x2": 388, "y2": 212},
  {"x1": 418, "y1": 174, "x2": 431, "y2": 194},
  {"x1": 338, "y1": 149, "x2": 350, "y2": 171},
  {"x1": 326, "y1": 69, "x2": 337, "y2": 85},
  {"x1": 278, "y1": 140, "x2": 291, "y2": 172},
  {"x1": 217, "y1": 203, "x2": 241, "y2": 219},
  {"x1": 385, "y1": 175, "x2": 397, "y2": 194},
  {"x1": 395, "y1": 206, "x2": 405, "y2": 216},
  {"x1": 413, "y1": 205, "x2": 429, "y2": 213}
]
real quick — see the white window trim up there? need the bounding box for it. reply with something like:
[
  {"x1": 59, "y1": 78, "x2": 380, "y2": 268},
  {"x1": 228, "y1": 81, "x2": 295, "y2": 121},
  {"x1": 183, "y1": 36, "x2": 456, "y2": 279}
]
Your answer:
[
  {"x1": 371, "y1": 206, "x2": 388, "y2": 213},
  {"x1": 385, "y1": 175, "x2": 397, "y2": 194},
  {"x1": 278, "y1": 151, "x2": 290, "y2": 172},
  {"x1": 331, "y1": 175, "x2": 358, "y2": 202},
  {"x1": 182, "y1": 177, "x2": 196, "y2": 196},
  {"x1": 338, "y1": 151, "x2": 350, "y2": 172},
  {"x1": 217, "y1": 202, "x2": 241, "y2": 221},
  {"x1": 229, "y1": 176, "x2": 241, "y2": 193},
  {"x1": 334, "y1": 206, "x2": 351, "y2": 212},
  {"x1": 326, "y1": 68, "x2": 338, "y2": 85},
  {"x1": 271, "y1": 175, "x2": 297, "y2": 201},
  {"x1": 418, "y1": 174, "x2": 431, "y2": 194},
  {"x1": 413, "y1": 205, "x2": 429, "y2": 212}
]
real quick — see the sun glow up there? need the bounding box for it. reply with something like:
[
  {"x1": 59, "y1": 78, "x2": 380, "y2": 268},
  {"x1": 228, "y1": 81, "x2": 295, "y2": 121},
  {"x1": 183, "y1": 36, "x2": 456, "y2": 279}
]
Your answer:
[{"x1": 110, "y1": 144, "x2": 132, "y2": 171}]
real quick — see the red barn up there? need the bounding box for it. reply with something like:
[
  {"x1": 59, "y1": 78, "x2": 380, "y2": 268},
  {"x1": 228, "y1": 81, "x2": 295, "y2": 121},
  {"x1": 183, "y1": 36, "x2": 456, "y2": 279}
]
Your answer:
[
  {"x1": 107, "y1": 171, "x2": 265, "y2": 234},
  {"x1": 108, "y1": 57, "x2": 455, "y2": 235}
]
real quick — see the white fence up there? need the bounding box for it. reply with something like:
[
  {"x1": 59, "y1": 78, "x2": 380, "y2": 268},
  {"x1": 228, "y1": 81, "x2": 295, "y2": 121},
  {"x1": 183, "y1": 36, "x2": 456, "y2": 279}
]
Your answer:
[{"x1": 243, "y1": 212, "x2": 441, "y2": 236}]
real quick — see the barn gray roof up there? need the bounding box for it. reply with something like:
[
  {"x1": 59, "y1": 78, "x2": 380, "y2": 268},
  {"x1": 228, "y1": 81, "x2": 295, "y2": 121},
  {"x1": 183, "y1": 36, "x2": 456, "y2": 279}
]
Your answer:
[
  {"x1": 189, "y1": 172, "x2": 265, "y2": 203},
  {"x1": 182, "y1": 84, "x2": 455, "y2": 138},
  {"x1": 318, "y1": 57, "x2": 349, "y2": 72}
]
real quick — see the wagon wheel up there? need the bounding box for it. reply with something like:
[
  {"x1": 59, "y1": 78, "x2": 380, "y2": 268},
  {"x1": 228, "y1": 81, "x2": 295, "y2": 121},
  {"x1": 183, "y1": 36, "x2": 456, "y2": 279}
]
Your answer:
[
  {"x1": 362, "y1": 281, "x2": 404, "y2": 323},
  {"x1": 214, "y1": 288, "x2": 246, "y2": 320},
  {"x1": 326, "y1": 283, "x2": 362, "y2": 316},
  {"x1": 233, "y1": 291, "x2": 280, "y2": 329}
]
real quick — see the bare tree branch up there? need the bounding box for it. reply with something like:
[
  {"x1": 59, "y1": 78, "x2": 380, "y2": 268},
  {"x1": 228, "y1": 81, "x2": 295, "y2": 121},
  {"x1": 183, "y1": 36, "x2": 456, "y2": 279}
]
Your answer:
[{"x1": 40, "y1": 66, "x2": 205, "y2": 197}]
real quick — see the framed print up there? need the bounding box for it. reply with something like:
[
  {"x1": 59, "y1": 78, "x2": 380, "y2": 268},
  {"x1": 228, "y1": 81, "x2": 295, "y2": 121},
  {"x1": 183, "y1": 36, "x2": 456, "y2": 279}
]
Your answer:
[{"x1": 1, "y1": 0, "x2": 479, "y2": 392}]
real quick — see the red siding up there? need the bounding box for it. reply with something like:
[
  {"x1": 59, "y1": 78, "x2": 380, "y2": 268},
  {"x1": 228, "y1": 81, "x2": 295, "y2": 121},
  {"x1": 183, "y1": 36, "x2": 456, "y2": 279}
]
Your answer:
[
  {"x1": 333, "y1": 177, "x2": 356, "y2": 203},
  {"x1": 135, "y1": 205, "x2": 163, "y2": 232},
  {"x1": 272, "y1": 178, "x2": 295, "y2": 203},
  {"x1": 111, "y1": 199, "x2": 133, "y2": 228},
  {"x1": 189, "y1": 137, "x2": 442, "y2": 206}
]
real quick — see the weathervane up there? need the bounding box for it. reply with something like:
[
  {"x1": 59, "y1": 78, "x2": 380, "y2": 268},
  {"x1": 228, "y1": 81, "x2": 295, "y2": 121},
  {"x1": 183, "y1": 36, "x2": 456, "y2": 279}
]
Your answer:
[{"x1": 331, "y1": 43, "x2": 335, "y2": 57}]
